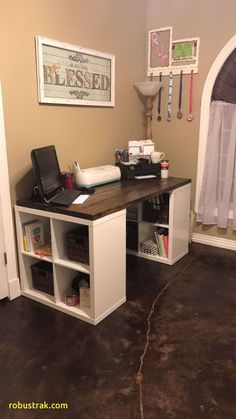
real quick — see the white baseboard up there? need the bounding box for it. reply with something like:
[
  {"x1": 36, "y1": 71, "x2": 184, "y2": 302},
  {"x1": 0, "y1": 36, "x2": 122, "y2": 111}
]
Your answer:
[
  {"x1": 192, "y1": 233, "x2": 236, "y2": 251},
  {"x1": 8, "y1": 277, "x2": 21, "y2": 300}
]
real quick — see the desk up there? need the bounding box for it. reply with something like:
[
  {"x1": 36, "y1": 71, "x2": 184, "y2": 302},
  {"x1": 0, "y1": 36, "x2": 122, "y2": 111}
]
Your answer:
[{"x1": 15, "y1": 177, "x2": 191, "y2": 324}]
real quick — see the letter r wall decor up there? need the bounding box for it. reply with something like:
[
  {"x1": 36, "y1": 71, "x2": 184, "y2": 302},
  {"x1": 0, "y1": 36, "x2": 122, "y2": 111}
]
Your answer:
[
  {"x1": 35, "y1": 36, "x2": 115, "y2": 106},
  {"x1": 147, "y1": 27, "x2": 200, "y2": 76}
]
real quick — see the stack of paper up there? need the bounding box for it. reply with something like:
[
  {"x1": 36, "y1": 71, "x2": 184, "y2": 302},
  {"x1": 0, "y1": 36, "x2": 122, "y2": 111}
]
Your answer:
[{"x1": 128, "y1": 140, "x2": 155, "y2": 156}]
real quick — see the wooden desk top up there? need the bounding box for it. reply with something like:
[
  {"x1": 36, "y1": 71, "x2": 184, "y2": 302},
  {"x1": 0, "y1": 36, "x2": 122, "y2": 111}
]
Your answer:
[{"x1": 17, "y1": 177, "x2": 191, "y2": 221}]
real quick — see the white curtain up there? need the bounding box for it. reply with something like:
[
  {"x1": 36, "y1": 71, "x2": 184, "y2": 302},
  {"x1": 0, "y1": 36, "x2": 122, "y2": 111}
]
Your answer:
[{"x1": 197, "y1": 101, "x2": 236, "y2": 229}]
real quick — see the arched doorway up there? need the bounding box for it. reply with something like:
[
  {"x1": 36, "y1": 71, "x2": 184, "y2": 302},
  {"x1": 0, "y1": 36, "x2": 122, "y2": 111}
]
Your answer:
[{"x1": 195, "y1": 35, "x2": 236, "y2": 213}]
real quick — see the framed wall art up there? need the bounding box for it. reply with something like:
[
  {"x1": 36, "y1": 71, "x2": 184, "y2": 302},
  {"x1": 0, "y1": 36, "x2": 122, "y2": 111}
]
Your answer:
[
  {"x1": 171, "y1": 37, "x2": 200, "y2": 74},
  {"x1": 35, "y1": 36, "x2": 115, "y2": 107},
  {"x1": 147, "y1": 27, "x2": 173, "y2": 77}
]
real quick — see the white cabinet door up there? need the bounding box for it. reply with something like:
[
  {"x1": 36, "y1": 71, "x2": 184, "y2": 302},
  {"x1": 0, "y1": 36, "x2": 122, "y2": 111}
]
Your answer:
[{"x1": 0, "y1": 198, "x2": 8, "y2": 299}]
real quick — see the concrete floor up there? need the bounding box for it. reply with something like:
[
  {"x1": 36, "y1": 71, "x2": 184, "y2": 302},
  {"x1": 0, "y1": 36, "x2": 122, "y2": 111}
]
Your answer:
[{"x1": 0, "y1": 243, "x2": 235, "y2": 418}]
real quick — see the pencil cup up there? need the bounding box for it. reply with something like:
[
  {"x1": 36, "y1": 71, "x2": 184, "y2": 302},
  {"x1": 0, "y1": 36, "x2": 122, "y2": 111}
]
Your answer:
[{"x1": 61, "y1": 172, "x2": 75, "y2": 189}]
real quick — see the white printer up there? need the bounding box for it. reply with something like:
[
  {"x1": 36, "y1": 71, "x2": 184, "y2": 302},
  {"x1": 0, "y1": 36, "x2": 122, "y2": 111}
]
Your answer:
[{"x1": 75, "y1": 165, "x2": 121, "y2": 188}]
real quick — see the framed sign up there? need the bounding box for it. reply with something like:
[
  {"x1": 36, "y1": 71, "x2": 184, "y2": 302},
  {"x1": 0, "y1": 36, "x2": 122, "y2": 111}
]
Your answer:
[
  {"x1": 171, "y1": 37, "x2": 200, "y2": 73},
  {"x1": 35, "y1": 37, "x2": 115, "y2": 106}
]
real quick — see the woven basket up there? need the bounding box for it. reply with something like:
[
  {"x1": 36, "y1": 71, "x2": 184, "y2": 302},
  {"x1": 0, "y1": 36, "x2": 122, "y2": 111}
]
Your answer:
[
  {"x1": 66, "y1": 226, "x2": 89, "y2": 265},
  {"x1": 31, "y1": 261, "x2": 54, "y2": 296},
  {"x1": 142, "y1": 194, "x2": 169, "y2": 224}
]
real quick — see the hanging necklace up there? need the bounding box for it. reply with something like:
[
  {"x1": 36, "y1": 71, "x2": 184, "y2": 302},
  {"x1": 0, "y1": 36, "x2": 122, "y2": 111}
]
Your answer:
[
  {"x1": 177, "y1": 70, "x2": 183, "y2": 119},
  {"x1": 166, "y1": 71, "x2": 173, "y2": 122},
  {"x1": 157, "y1": 73, "x2": 162, "y2": 121},
  {"x1": 187, "y1": 70, "x2": 194, "y2": 122}
]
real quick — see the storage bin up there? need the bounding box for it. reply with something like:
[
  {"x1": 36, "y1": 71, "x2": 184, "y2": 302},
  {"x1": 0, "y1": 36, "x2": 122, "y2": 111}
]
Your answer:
[
  {"x1": 142, "y1": 193, "x2": 169, "y2": 224},
  {"x1": 65, "y1": 226, "x2": 89, "y2": 265},
  {"x1": 31, "y1": 261, "x2": 54, "y2": 296},
  {"x1": 126, "y1": 220, "x2": 138, "y2": 251},
  {"x1": 139, "y1": 239, "x2": 158, "y2": 256}
]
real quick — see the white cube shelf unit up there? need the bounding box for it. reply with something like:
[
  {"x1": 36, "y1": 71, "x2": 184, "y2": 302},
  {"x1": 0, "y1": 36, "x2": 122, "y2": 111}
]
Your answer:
[
  {"x1": 15, "y1": 206, "x2": 126, "y2": 325},
  {"x1": 126, "y1": 183, "x2": 191, "y2": 265}
]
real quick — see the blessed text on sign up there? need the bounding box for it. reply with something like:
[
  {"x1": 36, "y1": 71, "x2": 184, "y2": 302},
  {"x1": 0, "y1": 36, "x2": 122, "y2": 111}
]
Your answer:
[{"x1": 36, "y1": 37, "x2": 115, "y2": 106}]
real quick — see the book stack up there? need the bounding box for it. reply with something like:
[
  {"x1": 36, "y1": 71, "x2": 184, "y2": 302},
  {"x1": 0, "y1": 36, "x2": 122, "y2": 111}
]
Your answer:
[
  {"x1": 22, "y1": 220, "x2": 45, "y2": 252},
  {"x1": 154, "y1": 228, "x2": 169, "y2": 258}
]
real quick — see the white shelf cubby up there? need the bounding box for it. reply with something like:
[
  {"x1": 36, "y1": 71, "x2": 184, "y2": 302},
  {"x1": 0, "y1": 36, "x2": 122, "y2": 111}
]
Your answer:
[
  {"x1": 126, "y1": 183, "x2": 191, "y2": 265},
  {"x1": 15, "y1": 205, "x2": 126, "y2": 324}
]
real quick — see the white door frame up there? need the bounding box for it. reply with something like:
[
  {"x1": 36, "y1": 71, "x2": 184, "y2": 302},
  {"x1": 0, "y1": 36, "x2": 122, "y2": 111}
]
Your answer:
[
  {"x1": 0, "y1": 82, "x2": 21, "y2": 299},
  {"x1": 0, "y1": 202, "x2": 8, "y2": 299},
  {"x1": 193, "y1": 35, "x2": 236, "y2": 251},
  {"x1": 195, "y1": 35, "x2": 236, "y2": 213}
]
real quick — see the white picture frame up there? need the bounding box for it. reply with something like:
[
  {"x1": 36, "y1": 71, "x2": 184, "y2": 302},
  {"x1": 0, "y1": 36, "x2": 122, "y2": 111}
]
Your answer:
[
  {"x1": 147, "y1": 26, "x2": 173, "y2": 76},
  {"x1": 171, "y1": 37, "x2": 200, "y2": 74},
  {"x1": 35, "y1": 36, "x2": 115, "y2": 107}
]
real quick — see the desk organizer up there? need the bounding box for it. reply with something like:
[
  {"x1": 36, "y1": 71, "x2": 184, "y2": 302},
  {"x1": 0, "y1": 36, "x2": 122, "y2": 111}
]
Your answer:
[{"x1": 117, "y1": 162, "x2": 161, "y2": 180}]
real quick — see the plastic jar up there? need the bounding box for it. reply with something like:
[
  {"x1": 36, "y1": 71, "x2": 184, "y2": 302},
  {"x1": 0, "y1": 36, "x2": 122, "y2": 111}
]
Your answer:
[{"x1": 161, "y1": 160, "x2": 169, "y2": 178}]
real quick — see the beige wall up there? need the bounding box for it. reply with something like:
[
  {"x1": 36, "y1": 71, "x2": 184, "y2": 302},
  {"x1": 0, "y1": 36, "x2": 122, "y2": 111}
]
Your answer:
[
  {"x1": 0, "y1": 0, "x2": 146, "y2": 200},
  {"x1": 146, "y1": 0, "x2": 236, "y2": 239},
  {"x1": 1, "y1": 0, "x2": 236, "y2": 240}
]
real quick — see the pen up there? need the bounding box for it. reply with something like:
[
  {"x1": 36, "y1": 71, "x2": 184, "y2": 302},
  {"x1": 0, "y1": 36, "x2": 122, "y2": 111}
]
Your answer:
[{"x1": 73, "y1": 161, "x2": 81, "y2": 171}]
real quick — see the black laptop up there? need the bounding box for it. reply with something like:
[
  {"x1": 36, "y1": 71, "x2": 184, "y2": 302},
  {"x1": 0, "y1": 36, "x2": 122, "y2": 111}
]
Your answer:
[{"x1": 31, "y1": 145, "x2": 81, "y2": 206}]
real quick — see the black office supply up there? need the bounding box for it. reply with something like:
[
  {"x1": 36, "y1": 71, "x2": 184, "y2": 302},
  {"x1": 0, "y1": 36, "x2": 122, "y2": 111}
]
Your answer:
[
  {"x1": 79, "y1": 187, "x2": 95, "y2": 194},
  {"x1": 117, "y1": 162, "x2": 161, "y2": 180},
  {"x1": 31, "y1": 145, "x2": 81, "y2": 206}
]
